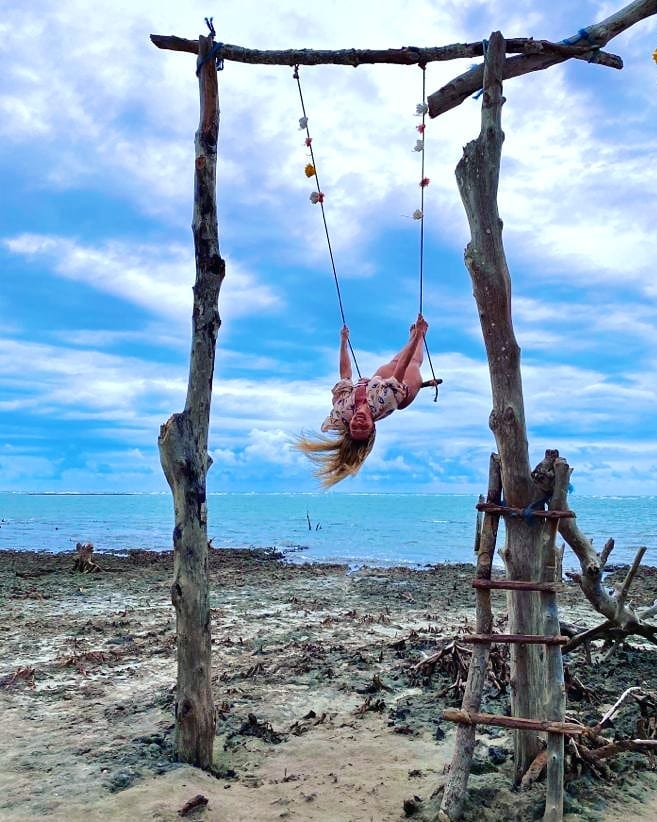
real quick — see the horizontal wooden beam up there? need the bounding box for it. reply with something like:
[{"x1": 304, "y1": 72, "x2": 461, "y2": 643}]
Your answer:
[
  {"x1": 460, "y1": 633, "x2": 569, "y2": 645},
  {"x1": 476, "y1": 502, "x2": 575, "y2": 520},
  {"x1": 443, "y1": 708, "x2": 587, "y2": 735},
  {"x1": 473, "y1": 579, "x2": 558, "y2": 592},
  {"x1": 149, "y1": 35, "x2": 621, "y2": 69}
]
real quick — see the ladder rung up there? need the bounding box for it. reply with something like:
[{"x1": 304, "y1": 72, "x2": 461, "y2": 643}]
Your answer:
[
  {"x1": 460, "y1": 633, "x2": 569, "y2": 646},
  {"x1": 442, "y1": 708, "x2": 585, "y2": 735},
  {"x1": 476, "y1": 502, "x2": 575, "y2": 520},
  {"x1": 473, "y1": 579, "x2": 558, "y2": 593}
]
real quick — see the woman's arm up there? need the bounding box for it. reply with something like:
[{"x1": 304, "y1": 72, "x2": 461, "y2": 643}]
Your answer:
[{"x1": 339, "y1": 325, "x2": 352, "y2": 380}]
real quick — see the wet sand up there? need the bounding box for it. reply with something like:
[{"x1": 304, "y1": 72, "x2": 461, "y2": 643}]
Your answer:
[{"x1": 1, "y1": 548, "x2": 656, "y2": 821}]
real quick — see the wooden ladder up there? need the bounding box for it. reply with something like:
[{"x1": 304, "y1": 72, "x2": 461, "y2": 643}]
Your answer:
[{"x1": 439, "y1": 473, "x2": 578, "y2": 822}]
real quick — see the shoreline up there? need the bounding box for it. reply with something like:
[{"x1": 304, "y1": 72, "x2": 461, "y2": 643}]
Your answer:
[{"x1": 1, "y1": 549, "x2": 657, "y2": 821}]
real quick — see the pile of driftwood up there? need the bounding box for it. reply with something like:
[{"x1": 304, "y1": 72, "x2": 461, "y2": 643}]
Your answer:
[
  {"x1": 410, "y1": 636, "x2": 509, "y2": 697},
  {"x1": 520, "y1": 686, "x2": 657, "y2": 787},
  {"x1": 72, "y1": 542, "x2": 103, "y2": 573}
]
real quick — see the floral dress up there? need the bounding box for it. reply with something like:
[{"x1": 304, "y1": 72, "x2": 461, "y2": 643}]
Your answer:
[{"x1": 321, "y1": 376, "x2": 407, "y2": 432}]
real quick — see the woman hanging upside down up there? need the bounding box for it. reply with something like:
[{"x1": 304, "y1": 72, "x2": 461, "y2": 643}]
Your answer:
[{"x1": 295, "y1": 314, "x2": 435, "y2": 487}]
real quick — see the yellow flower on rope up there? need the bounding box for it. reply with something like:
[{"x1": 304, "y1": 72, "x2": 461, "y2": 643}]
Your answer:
[
  {"x1": 653, "y1": 47, "x2": 657, "y2": 64},
  {"x1": 305, "y1": 163, "x2": 316, "y2": 178}
]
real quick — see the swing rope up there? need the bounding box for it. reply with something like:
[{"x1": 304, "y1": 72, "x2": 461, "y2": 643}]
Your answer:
[
  {"x1": 416, "y1": 65, "x2": 440, "y2": 402},
  {"x1": 293, "y1": 65, "x2": 362, "y2": 379}
]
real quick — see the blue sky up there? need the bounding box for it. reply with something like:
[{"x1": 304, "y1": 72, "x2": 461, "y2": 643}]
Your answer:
[{"x1": 1, "y1": 0, "x2": 656, "y2": 495}]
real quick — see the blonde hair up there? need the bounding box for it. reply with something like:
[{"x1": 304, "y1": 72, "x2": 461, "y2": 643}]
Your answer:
[{"x1": 294, "y1": 429, "x2": 376, "y2": 488}]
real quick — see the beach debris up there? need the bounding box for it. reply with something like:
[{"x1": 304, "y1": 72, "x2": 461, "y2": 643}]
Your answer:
[
  {"x1": 305, "y1": 510, "x2": 322, "y2": 530},
  {"x1": 564, "y1": 667, "x2": 596, "y2": 702},
  {"x1": 361, "y1": 611, "x2": 391, "y2": 625},
  {"x1": 551, "y1": 686, "x2": 657, "y2": 780},
  {"x1": 0, "y1": 665, "x2": 36, "y2": 689},
  {"x1": 59, "y1": 638, "x2": 121, "y2": 676},
  {"x1": 235, "y1": 713, "x2": 286, "y2": 744},
  {"x1": 520, "y1": 748, "x2": 547, "y2": 789},
  {"x1": 289, "y1": 709, "x2": 328, "y2": 736},
  {"x1": 356, "y1": 672, "x2": 393, "y2": 694},
  {"x1": 403, "y1": 795, "x2": 423, "y2": 816},
  {"x1": 72, "y1": 542, "x2": 103, "y2": 574},
  {"x1": 178, "y1": 794, "x2": 209, "y2": 817},
  {"x1": 354, "y1": 696, "x2": 386, "y2": 716},
  {"x1": 411, "y1": 636, "x2": 509, "y2": 696},
  {"x1": 244, "y1": 662, "x2": 266, "y2": 678}
]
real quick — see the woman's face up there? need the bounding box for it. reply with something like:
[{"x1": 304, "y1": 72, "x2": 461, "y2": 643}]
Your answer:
[{"x1": 349, "y1": 404, "x2": 374, "y2": 441}]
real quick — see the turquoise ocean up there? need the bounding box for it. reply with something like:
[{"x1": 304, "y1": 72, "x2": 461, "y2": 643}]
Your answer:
[{"x1": 0, "y1": 492, "x2": 654, "y2": 569}]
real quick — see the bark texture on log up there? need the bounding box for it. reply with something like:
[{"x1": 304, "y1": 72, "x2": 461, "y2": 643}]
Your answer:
[
  {"x1": 428, "y1": 0, "x2": 656, "y2": 117},
  {"x1": 158, "y1": 33, "x2": 225, "y2": 769},
  {"x1": 440, "y1": 454, "x2": 501, "y2": 820},
  {"x1": 454, "y1": 32, "x2": 558, "y2": 781},
  {"x1": 442, "y1": 709, "x2": 584, "y2": 735},
  {"x1": 150, "y1": 35, "x2": 621, "y2": 68},
  {"x1": 541, "y1": 472, "x2": 567, "y2": 822}
]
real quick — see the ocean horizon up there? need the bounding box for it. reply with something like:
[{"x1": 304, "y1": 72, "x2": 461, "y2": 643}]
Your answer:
[{"x1": 0, "y1": 491, "x2": 654, "y2": 570}]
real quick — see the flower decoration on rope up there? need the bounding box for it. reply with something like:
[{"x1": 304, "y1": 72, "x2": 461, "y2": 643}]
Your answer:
[
  {"x1": 420, "y1": 177, "x2": 430, "y2": 188},
  {"x1": 305, "y1": 136, "x2": 312, "y2": 147},
  {"x1": 417, "y1": 123, "x2": 426, "y2": 135},
  {"x1": 415, "y1": 103, "x2": 428, "y2": 116},
  {"x1": 310, "y1": 191, "x2": 325, "y2": 204},
  {"x1": 299, "y1": 116, "x2": 308, "y2": 130},
  {"x1": 305, "y1": 163, "x2": 316, "y2": 178},
  {"x1": 413, "y1": 139, "x2": 424, "y2": 153},
  {"x1": 412, "y1": 209, "x2": 423, "y2": 220},
  {"x1": 653, "y1": 47, "x2": 657, "y2": 64}
]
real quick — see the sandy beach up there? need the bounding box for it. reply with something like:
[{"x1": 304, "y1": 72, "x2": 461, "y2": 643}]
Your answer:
[{"x1": 1, "y1": 548, "x2": 657, "y2": 822}]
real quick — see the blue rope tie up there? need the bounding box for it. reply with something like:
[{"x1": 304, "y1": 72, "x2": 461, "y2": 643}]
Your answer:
[
  {"x1": 521, "y1": 494, "x2": 552, "y2": 523},
  {"x1": 561, "y1": 27, "x2": 601, "y2": 61},
  {"x1": 196, "y1": 17, "x2": 225, "y2": 76},
  {"x1": 498, "y1": 494, "x2": 553, "y2": 523},
  {"x1": 561, "y1": 28, "x2": 595, "y2": 46},
  {"x1": 196, "y1": 41, "x2": 225, "y2": 76}
]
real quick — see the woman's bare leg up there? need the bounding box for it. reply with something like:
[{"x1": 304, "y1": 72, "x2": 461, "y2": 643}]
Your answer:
[
  {"x1": 375, "y1": 327, "x2": 425, "y2": 409},
  {"x1": 397, "y1": 333, "x2": 424, "y2": 409}
]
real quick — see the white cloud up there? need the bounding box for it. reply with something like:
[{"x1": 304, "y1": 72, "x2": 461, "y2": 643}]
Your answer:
[{"x1": 3, "y1": 234, "x2": 283, "y2": 324}]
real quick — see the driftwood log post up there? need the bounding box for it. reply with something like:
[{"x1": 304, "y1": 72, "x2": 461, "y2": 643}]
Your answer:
[
  {"x1": 454, "y1": 30, "x2": 552, "y2": 778},
  {"x1": 157, "y1": 33, "x2": 224, "y2": 768},
  {"x1": 540, "y1": 467, "x2": 568, "y2": 821},
  {"x1": 439, "y1": 454, "x2": 502, "y2": 819}
]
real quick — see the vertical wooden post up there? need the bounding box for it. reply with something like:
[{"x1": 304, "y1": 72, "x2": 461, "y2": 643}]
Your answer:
[
  {"x1": 440, "y1": 454, "x2": 502, "y2": 820},
  {"x1": 541, "y1": 464, "x2": 569, "y2": 821},
  {"x1": 455, "y1": 29, "x2": 549, "y2": 778},
  {"x1": 158, "y1": 32, "x2": 224, "y2": 768}
]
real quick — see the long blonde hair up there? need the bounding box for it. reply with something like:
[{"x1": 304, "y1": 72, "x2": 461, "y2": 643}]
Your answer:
[{"x1": 294, "y1": 429, "x2": 376, "y2": 488}]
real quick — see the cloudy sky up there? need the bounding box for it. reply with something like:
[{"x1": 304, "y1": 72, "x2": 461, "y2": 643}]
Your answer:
[{"x1": 1, "y1": 0, "x2": 656, "y2": 495}]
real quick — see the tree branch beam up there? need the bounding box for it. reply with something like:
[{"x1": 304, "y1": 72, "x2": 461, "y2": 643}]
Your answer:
[
  {"x1": 428, "y1": 0, "x2": 657, "y2": 117},
  {"x1": 149, "y1": 35, "x2": 621, "y2": 67}
]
